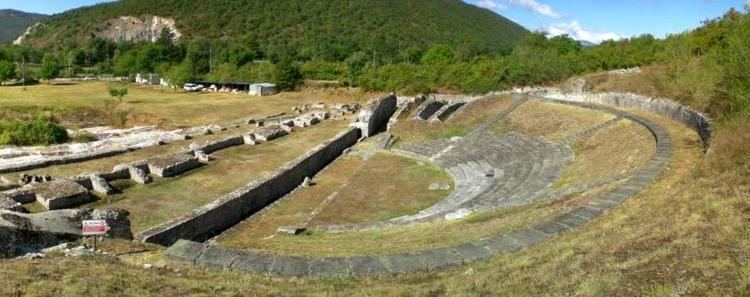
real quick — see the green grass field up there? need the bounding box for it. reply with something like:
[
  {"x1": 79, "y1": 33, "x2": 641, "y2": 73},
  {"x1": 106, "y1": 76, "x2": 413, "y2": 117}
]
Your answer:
[{"x1": 0, "y1": 82, "x2": 367, "y2": 128}]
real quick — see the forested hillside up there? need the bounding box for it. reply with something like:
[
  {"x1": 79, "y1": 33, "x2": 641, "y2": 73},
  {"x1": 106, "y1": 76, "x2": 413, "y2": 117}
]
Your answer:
[
  {"x1": 0, "y1": 10, "x2": 46, "y2": 43},
  {"x1": 20, "y1": 0, "x2": 529, "y2": 61}
]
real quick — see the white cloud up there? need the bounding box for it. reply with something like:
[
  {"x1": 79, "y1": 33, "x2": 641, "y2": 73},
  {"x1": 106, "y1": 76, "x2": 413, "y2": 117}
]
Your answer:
[
  {"x1": 508, "y1": 0, "x2": 560, "y2": 18},
  {"x1": 476, "y1": 0, "x2": 507, "y2": 10},
  {"x1": 545, "y1": 21, "x2": 622, "y2": 44},
  {"x1": 472, "y1": 0, "x2": 559, "y2": 18}
]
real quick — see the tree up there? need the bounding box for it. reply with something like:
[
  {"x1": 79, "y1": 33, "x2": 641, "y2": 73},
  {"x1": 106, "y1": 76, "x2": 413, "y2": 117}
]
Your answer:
[
  {"x1": 206, "y1": 63, "x2": 239, "y2": 82},
  {"x1": 109, "y1": 86, "x2": 128, "y2": 103},
  {"x1": 344, "y1": 51, "x2": 368, "y2": 85},
  {"x1": 39, "y1": 54, "x2": 61, "y2": 84},
  {"x1": 165, "y1": 62, "x2": 194, "y2": 89},
  {"x1": 273, "y1": 58, "x2": 302, "y2": 91},
  {"x1": 421, "y1": 45, "x2": 456, "y2": 65},
  {"x1": 156, "y1": 28, "x2": 176, "y2": 48},
  {"x1": 0, "y1": 61, "x2": 16, "y2": 85}
]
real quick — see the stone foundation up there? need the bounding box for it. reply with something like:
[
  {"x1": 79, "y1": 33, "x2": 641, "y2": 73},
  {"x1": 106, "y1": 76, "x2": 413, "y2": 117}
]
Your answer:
[
  {"x1": 33, "y1": 180, "x2": 92, "y2": 210},
  {"x1": 141, "y1": 127, "x2": 361, "y2": 246},
  {"x1": 147, "y1": 152, "x2": 201, "y2": 178}
]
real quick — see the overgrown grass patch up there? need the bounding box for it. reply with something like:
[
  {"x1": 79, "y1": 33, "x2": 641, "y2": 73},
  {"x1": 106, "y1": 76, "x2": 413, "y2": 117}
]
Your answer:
[
  {"x1": 552, "y1": 119, "x2": 655, "y2": 189},
  {"x1": 500, "y1": 99, "x2": 616, "y2": 142},
  {"x1": 217, "y1": 150, "x2": 453, "y2": 248}
]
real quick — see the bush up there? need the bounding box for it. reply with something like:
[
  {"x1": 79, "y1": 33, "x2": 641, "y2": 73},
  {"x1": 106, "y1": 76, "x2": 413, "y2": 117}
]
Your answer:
[{"x1": 0, "y1": 118, "x2": 69, "y2": 146}]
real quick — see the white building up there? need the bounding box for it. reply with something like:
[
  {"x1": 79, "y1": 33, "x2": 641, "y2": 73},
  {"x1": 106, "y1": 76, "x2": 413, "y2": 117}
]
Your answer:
[{"x1": 248, "y1": 83, "x2": 279, "y2": 96}]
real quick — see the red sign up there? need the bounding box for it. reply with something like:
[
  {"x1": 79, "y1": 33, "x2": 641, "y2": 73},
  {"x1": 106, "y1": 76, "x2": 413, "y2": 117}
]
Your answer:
[{"x1": 82, "y1": 220, "x2": 109, "y2": 235}]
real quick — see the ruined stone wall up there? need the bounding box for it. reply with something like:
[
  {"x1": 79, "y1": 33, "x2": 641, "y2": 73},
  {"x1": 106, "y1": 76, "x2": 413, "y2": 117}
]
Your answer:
[
  {"x1": 353, "y1": 95, "x2": 397, "y2": 138},
  {"x1": 0, "y1": 149, "x2": 131, "y2": 174},
  {"x1": 540, "y1": 91, "x2": 712, "y2": 145},
  {"x1": 193, "y1": 136, "x2": 245, "y2": 155},
  {"x1": 0, "y1": 208, "x2": 131, "y2": 257},
  {"x1": 141, "y1": 127, "x2": 361, "y2": 246}
]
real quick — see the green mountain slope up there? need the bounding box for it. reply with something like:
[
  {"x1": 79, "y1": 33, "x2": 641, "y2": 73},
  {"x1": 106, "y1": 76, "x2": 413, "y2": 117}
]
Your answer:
[
  {"x1": 0, "y1": 9, "x2": 46, "y2": 43},
  {"x1": 20, "y1": 0, "x2": 529, "y2": 60}
]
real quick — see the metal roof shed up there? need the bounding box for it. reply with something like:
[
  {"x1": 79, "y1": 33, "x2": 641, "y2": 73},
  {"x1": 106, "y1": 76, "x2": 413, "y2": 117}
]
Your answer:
[{"x1": 249, "y1": 83, "x2": 279, "y2": 96}]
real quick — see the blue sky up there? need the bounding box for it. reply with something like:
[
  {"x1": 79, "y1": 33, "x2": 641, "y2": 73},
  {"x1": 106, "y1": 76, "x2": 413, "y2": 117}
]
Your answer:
[
  {"x1": 466, "y1": 0, "x2": 749, "y2": 43},
  {"x1": 1, "y1": 0, "x2": 747, "y2": 43},
  {"x1": 0, "y1": 0, "x2": 114, "y2": 15}
]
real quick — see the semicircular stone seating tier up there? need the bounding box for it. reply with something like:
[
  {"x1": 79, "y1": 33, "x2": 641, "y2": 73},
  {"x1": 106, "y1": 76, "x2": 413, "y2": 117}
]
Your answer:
[
  {"x1": 166, "y1": 97, "x2": 674, "y2": 277},
  {"x1": 315, "y1": 97, "x2": 617, "y2": 231},
  {"x1": 394, "y1": 132, "x2": 575, "y2": 222}
]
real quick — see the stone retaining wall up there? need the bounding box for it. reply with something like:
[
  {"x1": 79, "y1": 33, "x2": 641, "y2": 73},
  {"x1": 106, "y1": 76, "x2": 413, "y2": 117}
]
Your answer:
[
  {"x1": 141, "y1": 127, "x2": 361, "y2": 246},
  {"x1": 515, "y1": 89, "x2": 713, "y2": 146}
]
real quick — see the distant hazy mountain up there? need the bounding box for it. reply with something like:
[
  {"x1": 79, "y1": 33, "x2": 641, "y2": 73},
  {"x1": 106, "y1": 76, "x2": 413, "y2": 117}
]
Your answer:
[
  {"x1": 0, "y1": 9, "x2": 46, "y2": 43},
  {"x1": 17, "y1": 0, "x2": 529, "y2": 59},
  {"x1": 579, "y1": 40, "x2": 596, "y2": 47}
]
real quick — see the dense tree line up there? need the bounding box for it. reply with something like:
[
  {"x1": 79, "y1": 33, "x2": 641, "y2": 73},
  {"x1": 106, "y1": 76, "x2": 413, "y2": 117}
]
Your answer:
[
  {"x1": 1, "y1": 8, "x2": 748, "y2": 117},
  {"x1": 21, "y1": 0, "x2": 528, "y2": 61}
]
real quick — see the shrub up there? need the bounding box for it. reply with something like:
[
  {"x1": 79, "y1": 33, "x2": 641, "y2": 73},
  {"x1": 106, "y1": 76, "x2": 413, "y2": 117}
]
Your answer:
[
  {"x1": 0, "y1": 118, "x2": 69, "y2": 146},
  {"x1": 109, "y1": 87, "x2": 128, "y2": 103}
]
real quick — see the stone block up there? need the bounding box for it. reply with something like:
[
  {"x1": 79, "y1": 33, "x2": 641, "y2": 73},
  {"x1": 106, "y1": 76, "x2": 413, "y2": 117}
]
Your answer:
[
  {"x1": 0, "y1": 195, "x2": 26, "y2": 212},
  {"x1": 89, "y1": 174, "x2": 115, "y2": 195},
  {"x1": 147, "y1": 152, "x2": 201, "y2": 178},
  {"x1": 243, "y1": 133, "x2": 259, "y2": 145},
  {"x1": 33, "y1": 179, "x2": 92, "y2": 210},
  {"x1": 2, "y1": 186, "x2": 37, "y2": 204},
  {"x1": 276, "y1": 226, "x2": 306, "y2": 235},
  {"x1": 113, "y1": 163, "x2": 152, "y2": 185},
  {"x1": 253, "y1": 126, "x2": 288, "y2": 142},
  {"x1": 164, "y1": 240, "x2": 205, "y2": 264}
]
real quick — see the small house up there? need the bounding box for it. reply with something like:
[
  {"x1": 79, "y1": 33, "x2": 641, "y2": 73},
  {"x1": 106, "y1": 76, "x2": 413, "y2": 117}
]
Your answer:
[{"x1": 249, "y1": 83, "x2": 279, "y2": 96}]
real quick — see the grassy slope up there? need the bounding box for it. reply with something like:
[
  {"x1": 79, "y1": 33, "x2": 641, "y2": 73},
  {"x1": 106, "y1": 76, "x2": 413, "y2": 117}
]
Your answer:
[
  {"x1": 553, "y1": 119, "x2": 656, "y2": 188},
  {"x1": 0, "y1": 9, "x2": 46, "y2": 42},
  {"x1": 497, "y1": 99, "x2": 615, "y2": 142},
  {"x1": 22, "y1": 0, "x2": 528, "y2": 55}
]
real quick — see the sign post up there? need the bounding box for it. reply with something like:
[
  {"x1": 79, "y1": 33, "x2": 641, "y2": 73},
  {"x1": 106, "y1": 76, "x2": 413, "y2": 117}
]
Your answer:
[{"x1": 82, "y1": 220, "x2": 109, "y2": 251}]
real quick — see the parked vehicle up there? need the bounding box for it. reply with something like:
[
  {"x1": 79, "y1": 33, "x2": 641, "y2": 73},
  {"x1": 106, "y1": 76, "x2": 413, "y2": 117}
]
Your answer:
[{"x1": 183, "y1": 83, "x2": 203, "y2": 92}]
